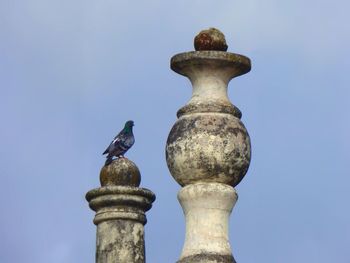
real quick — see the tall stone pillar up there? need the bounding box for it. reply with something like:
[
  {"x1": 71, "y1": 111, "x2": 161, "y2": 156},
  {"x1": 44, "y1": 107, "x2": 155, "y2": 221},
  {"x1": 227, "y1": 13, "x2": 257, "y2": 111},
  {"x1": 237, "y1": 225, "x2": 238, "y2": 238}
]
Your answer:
[
  {"x1": 166, "y1": 28, "x2": 252, "y2": 263},
  {"x1": 86, "y1": 158, "x2": 155, "y2": 263}
]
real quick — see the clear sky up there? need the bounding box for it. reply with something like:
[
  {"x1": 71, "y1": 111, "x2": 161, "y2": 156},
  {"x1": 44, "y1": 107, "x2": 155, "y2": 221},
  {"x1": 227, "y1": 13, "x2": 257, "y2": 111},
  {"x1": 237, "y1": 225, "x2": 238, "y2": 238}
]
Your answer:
[{"x1": 1, "y1": 0, "x2": 349, "y2": 262}]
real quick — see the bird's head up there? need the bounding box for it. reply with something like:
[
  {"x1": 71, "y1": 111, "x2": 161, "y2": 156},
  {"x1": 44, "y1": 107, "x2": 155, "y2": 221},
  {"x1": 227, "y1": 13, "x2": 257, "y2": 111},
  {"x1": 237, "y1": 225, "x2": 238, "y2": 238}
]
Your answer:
[
  {"x1": 124, "y1": 120, "x2": 134, "y2": 132},
  {"x1": 125, "y1": 120, "x2": 134, "y2": 127}
]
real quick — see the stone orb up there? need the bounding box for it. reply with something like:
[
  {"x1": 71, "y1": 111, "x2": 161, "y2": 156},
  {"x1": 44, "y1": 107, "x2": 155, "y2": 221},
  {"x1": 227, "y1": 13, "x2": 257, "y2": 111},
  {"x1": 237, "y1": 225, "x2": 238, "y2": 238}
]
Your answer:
[
  {"x1": 194, "y1": 28, "x2": 228, "y2": 51},
  {"x1": 100, "y1": 158, "x2": 141, "y2": 187},
  {"x1": 166, "y1": 114, "x2": 251, "y2": 187}
]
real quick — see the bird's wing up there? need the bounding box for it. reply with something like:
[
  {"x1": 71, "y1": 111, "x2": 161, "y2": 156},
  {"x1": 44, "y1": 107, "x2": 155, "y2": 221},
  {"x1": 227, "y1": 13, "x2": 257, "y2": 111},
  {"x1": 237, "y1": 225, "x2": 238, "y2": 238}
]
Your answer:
[
  {"x1": 102, "y1": 127, "x2": 127, "y2": 155},
  {"x1": 124, "y1": 135, "x2": 135, "y2": 148},
  {"x1": 102, "y1": 137, "x2": 121, "y2": 155},
  {"x1": 112, "y1": 137, "x2": 121, "y2": 145}
]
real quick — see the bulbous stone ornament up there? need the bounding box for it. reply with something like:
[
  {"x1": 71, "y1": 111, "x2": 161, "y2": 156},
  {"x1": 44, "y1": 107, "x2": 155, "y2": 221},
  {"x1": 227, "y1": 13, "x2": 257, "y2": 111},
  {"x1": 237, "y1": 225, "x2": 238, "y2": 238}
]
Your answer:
[
  {"x1": 194, "y1": 27, "x2": 228, "y2": 51},
  {"x1": 166, "y1": 32, "x2": 252, "y2": 188},
  {"x1": 100, "y1": 158, "x2": 141, "y2": 187}
]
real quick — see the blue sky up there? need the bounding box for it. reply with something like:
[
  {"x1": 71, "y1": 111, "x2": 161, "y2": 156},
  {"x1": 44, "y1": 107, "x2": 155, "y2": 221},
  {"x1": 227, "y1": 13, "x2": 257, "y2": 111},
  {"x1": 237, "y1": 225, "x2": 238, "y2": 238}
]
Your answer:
[{"x1": 1, "y1": 0, "x2": 349, "y2": 262}]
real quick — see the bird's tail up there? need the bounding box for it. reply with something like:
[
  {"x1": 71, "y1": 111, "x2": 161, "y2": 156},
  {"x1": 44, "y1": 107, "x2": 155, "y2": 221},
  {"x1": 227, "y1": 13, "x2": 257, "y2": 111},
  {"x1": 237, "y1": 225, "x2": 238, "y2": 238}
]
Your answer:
[{"x1": 105, "y1": 157, "x2": 113, "y2": 166}]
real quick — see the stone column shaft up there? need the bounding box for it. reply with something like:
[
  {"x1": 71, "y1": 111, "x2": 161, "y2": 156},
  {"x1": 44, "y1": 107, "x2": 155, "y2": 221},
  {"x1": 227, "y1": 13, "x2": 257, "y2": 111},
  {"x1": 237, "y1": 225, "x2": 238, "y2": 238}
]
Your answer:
[
  {"x1": 178, "y1": 183, "x2": 238, "y2": 263},
  {"x1": 96, "y1": 219, "x2": 145, "y2": 262}
]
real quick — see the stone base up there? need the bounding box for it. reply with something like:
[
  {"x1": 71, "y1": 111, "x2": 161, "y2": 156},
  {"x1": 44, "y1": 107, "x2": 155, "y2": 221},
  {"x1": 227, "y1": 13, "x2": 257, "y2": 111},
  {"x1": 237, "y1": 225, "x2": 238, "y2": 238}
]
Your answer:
[
  {"x1": 177, "y1": 183, "x2": 238, "y2": 262},
  {"x1": 177, "y1": 253, "x2": 236, "y2": 263}
]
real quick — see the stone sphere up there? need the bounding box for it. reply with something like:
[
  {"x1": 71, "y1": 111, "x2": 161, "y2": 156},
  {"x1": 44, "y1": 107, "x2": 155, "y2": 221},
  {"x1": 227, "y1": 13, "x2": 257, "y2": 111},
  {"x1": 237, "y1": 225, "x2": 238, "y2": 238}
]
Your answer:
[
  {"x1": 100, "y1": 158, "x2": 141, "y2": 187},
  {"x1": 166, "y1": 114, "x2": 251, "y2": 187},
  {"x1": 194, "y1": 28, "x2": 228, "y2": 51}
]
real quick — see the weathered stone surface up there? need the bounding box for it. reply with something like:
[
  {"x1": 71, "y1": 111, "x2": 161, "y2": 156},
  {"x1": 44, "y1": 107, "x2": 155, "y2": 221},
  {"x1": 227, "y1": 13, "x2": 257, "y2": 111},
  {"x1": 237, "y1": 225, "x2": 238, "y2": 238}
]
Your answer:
[
  {"x1": 171, "y1": 51, "x2": 251, "y2": 79},
  {"x1": 86, "y1": 186, "x2": 155, "y2": 225},
  {"x1": 178, "y1": 254, "x2": 236, "y2": 263},
  {"x1": 100, "y1": 158, "x2": 141, "y2": 187},
  {"x1": 177, "y1": 183, "x2": 238, "y2": 262},
  {"x1": 167, "y1": 50, "x2": 251, "y2": 187},
  {"x1": 167, "y1": 114, "x2": 250, "y2": 187},
  {"x1": 96, "y1": 220, "x2": 145, "y2": 263},
  {"x1": 177, "y1": 101, "x2": 242, "y2": 119},
  {"x1": 167, "y1": 29, "x2": 252, "y2": 263},
  {"x1": 194, "y1": 28, "x2": 228, "y2": 51},
  {"x1": 86, "y1": 185, "x2": 155, "y2": 263}
]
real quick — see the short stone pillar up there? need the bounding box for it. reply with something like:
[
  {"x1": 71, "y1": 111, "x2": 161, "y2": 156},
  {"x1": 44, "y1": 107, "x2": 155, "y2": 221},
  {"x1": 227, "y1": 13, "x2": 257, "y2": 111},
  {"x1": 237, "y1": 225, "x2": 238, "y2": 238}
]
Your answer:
[
  {"x1": 86, "y1": 158, "x2": 155, "y2": 263},
  {"x1": 166, "y1": 28, "x2": 252, "y2": 263}
]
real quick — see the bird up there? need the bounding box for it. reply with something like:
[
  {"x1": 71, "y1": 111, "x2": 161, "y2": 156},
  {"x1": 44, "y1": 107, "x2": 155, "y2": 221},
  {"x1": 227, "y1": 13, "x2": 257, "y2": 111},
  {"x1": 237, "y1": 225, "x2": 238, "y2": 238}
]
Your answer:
[{"x1": 103, "y1": 120, "x2": 135, "y2": 166}]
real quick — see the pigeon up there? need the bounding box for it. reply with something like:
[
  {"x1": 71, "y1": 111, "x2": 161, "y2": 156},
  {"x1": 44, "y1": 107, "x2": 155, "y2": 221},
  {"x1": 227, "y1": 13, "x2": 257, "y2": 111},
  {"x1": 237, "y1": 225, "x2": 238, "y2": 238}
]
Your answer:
[{"x1": 103, "y1": 120, "x2": 135, "y2": 166}]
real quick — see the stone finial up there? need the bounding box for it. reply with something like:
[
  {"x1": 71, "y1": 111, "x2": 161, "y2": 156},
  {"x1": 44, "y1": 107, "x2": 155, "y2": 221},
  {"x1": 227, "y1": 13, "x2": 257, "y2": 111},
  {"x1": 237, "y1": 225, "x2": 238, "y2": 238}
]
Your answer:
[
  {"x1": 167, "y1": 33, "x2": 251, "y2": 188},
  {"x1": 86, "y1": 158, "x2": 155, "y2": 263},
  {"x1": 100, "y1": 158, "x2": 141, "y2": 187},
  {"x1": 194, "y1": 28, "x2": 228, "y2": 51},
  {"x1": 166, "y1": 28, "x2": 252, "y2": 263}
]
